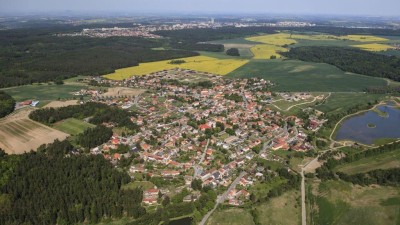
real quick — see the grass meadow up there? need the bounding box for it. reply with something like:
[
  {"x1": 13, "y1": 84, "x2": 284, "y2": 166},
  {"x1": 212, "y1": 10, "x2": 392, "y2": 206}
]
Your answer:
[
  {"x1": 255, "y1": 190, "x2": 301, "y2": 225},
  {"x1": 310, "y1": 180, "x2": 400, "y2": 225},
  {"x1": 53, "y1": 118, "x2": 95, "y2": 135},
  {"x1": 335, "y1": 149, "x2": 400, "y2": 175},
  {"x1": 207, "y1": 208, "x2": 255, "y2": 225}
]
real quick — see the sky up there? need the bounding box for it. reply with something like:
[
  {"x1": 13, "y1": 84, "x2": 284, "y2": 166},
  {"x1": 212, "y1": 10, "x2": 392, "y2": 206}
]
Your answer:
[{"x1": 1, "y1": 0, "x2": 399, "y2": 16}]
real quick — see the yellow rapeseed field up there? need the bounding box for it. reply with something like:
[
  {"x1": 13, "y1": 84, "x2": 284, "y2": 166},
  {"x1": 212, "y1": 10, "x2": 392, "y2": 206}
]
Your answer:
[
  {"x1": 340, "y1": 35, "x2": 389, "y2": 42},
  {"x1": 104, "y1": 56, "x2": 248, "y2": 80},
  {"x1": 246, "y1": 33, "x2": 297, "y2": 46},
  {"x1": 351, "y1": 43, "x2": 395, "y2": 51},
  {"x1": 250, "y1": 44, "x2": 287, "y2": 59}
]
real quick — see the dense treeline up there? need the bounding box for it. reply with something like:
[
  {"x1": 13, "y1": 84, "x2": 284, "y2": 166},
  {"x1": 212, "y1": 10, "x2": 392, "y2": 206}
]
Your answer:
[
  {"x1": 365, "y1": 86, "x2": 400, "y2": 94},
  {"x1": 0, "y1": 91, "x2": 15, "y2": 118},
  {"x1": 154, "y1": 26, "x2": 277, "y2": 43},
  {"x1": 0, "y1": 151, "x2": 145, "y2": 225},
  {"x1": 281, "y1": 46, "x2": 400, "y2": 81},
  {"x1": 29, "y1": 102, "x2": 140, "y2": 132},
  {"x1": 154, "y1": 26, "x2": 277, "y2": 52},
  {"x1": 0, "y1": 27, "x2": 197, "y2": 87},
  {"x1": 37, "y1": 139, "x2": 74, "y2": 157},
  {"x1": 226, "y1": 48, "x2": 240, "y2": 56},
  {"x1": 77, "y1": 125, "x2": 113, "y2": 148},
  {"x1": 337, "y1": 168, "x2": 400, "y2": 186},
  {"x1": 287, "y1": 26, "x2": 400, "y2": 36},
  {"x1": 316, "y1": 142, "x2": 400, "y2": 185},
  {"x1": 169, "y1": 41, "x2": 224, "y2": 52}
]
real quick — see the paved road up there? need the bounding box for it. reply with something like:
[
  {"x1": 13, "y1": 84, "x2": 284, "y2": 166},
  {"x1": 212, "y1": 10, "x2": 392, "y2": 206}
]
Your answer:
[
  {"x1": 301, "y1": 169, "x2": 306, "y2": 225},
  {"x1": 194, "y1": 139, "x2": 210, "y2": 178},
  {"x1": 199, "y1": 171, "x2": 247, "y2": 225},
  {"x1": 299, "y1": 144, "x2": 349, "y2": 225}
]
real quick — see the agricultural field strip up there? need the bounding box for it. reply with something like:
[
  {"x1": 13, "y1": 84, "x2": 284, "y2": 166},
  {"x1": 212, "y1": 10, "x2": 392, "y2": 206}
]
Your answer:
[
  {"x1": 104, "y1": 55, "x2": 249, "y2": 80},
  {"x1": 245, "y1": 33, "x2": 394, "y2": 58}
]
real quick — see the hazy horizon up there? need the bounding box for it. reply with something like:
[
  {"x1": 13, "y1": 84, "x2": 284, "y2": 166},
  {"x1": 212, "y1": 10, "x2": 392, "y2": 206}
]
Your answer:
[{"x1": 1, "y1": 0, "x2": 400, "y2": 17}]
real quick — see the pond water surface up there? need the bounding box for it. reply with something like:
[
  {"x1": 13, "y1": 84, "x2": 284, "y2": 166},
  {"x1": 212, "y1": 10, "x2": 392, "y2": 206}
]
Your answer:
[{"x1": 335, "y1": 104, "x2": 400, "y2": 145}]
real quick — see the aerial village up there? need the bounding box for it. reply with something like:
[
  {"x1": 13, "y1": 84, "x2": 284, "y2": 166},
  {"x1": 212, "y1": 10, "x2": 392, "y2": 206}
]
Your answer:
[{"x1": 80, "y1": 68, "x2": 326, "y2": 206}]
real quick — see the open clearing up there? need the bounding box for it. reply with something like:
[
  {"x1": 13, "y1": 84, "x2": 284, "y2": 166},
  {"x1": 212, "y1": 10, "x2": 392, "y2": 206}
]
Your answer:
[
  {"x1": 122, "y1": 181, "x2": 156, "y2": 191},
  {"x1": 100, "y1": 87, "x2": 145, "y2": 97},
  {"x1": 53, "y1": 118, "x2": 95, "y2": 135},
  {"x1": 0, "y1": 107, "x2": 69, "y2": 154},
  {"x1": 43, "y1": 100, "x2": 79, "y2": 108},
  {"x1": 104, "y1": 56, "x2": 249, "y2": 80},
  {"x1": 228, "y1": 60, "x2": 387, "y2": 92},
  {"x1": 255, "y1": 190, "x2": 301, "y2": 225},
  {"x1": 310, "y1": 180, "x2": 400, "y2": 225},
  {"x1": 335, "y1": 150, "x2": 400, "y2": 175},
  {"x1": 207, "y1": 208, "x2": 255, "y2": 225}
]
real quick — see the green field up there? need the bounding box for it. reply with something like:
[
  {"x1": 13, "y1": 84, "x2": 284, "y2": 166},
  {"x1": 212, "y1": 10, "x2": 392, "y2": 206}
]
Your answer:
[
  {"x1": 53, "y1": 118, "x2": 95, "y2": 135},
  {"x1": 227, "y1": 60, "x2": 387, "y2": 92},
  {"x1": 2, "y1": 83, "x2": 85, "y2": 102},
  {"x1": 315, "y1": 93, "x2": 387, "y2": 114},
  {"x1": 335, "y1": 150, "x2": 400, "y2": 175},
  {"x1": 255, "y1": 190, "x2": 301, "y2": 225},
  {"x1": 310, "y1": 180, "x2": 400, "y2": 225},
  {"x1": 207, "y1": 208, "x2": 255, "y2": 225}
]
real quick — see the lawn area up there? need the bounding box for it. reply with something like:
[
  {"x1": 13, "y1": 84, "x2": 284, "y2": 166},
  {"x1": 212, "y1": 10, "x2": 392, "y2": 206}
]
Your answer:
[
  {"x1": 1, "y1": 83, "x2": 85, "y2": 102},
  {"x1": 207, "y1": 208, "x2": 255, "y2": 225},
  {"x1": 227, "y1": 60, "x2": 387, "y2": 92},
  {"x1": 122, "y1": 181, "x2": 156, "y2": 190},
  {"x1": 52, "y1": 118, "x2": 95, "y2": 135},
  {"x1": 335, "y1": 149, "x2": 400, "y2": 175},
  {"x1": 310, "y1": 179, "x2": 400, "y2": 225},
  {"x1": 249, "y1": 177, "x2": 286, "y2": 200},
  {"x1": 255, "y1": 190, "x2": 301, "y2": 225},
  {"x1": 104, "y1": 56, "x2": 249, "y2": 80}
]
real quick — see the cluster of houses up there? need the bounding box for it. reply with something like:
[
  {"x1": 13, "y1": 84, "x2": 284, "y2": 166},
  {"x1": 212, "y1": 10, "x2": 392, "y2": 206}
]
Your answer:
[{"x1": 85, "y1": 70, "x2": 326, "y2": 206}]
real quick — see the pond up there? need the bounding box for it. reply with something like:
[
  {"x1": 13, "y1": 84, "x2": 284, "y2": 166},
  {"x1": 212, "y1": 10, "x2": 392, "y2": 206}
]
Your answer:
[{"x1": 335, "y1": 104, "x2": 400, "y2": 145}]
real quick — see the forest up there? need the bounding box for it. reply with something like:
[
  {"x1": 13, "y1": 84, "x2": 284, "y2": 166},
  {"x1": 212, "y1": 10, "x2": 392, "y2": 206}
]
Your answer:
[
  {"x1": 0, "y1": 91, "x2": 15, "y2": 118},
  {"x1": 0, "y1": 148, "x2": 145, "y2": 225},
  {"x1": 281, "y1": 46, "x2": 400, "y2": 81},
  {"x1": 29, "y1": 102, "x2": 140, "y2": 133},
  {"x1": 0, "y1": 27, "x2": 197, "y2": 87}
]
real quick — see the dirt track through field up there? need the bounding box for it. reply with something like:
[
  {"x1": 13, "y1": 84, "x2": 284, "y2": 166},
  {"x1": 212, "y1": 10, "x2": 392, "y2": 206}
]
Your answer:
[{"x1": 0, "y1": 107, "x2": 69, "y2": 154}]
